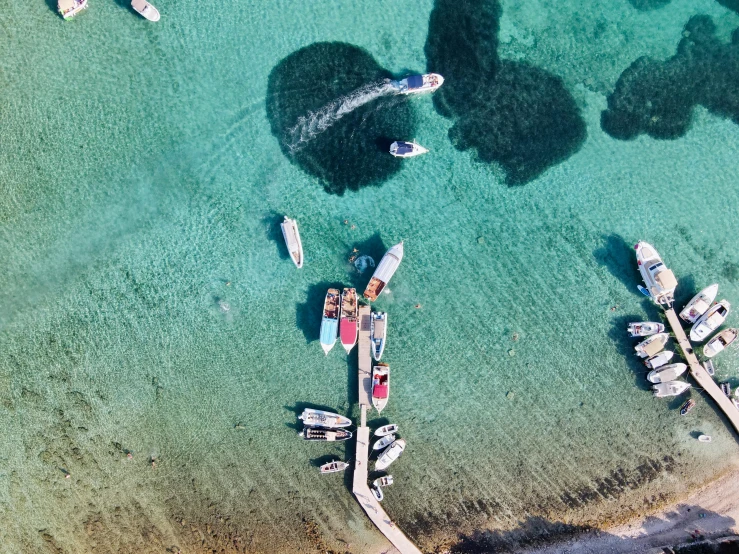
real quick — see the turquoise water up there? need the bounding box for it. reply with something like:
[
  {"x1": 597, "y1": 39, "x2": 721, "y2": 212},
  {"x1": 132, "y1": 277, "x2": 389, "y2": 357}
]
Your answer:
[{"x1": 2, "y1": 0, "x2": 739, "y2": 552}]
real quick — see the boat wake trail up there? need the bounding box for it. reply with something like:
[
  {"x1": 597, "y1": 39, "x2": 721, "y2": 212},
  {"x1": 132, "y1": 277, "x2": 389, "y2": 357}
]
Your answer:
[{"x1": 286, "y1": 81, "x2": 397, "y2": 152}]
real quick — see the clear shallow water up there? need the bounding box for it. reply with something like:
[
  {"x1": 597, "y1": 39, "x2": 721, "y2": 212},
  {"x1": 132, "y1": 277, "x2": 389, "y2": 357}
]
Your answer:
[{"x1": 2, "y1": 0, "x2": 739, "y2": 552}]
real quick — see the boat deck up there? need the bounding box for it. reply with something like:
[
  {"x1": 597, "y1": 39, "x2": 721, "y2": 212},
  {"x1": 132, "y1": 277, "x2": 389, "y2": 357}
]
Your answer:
[
  {"x1": 352, "y1": 304, "x2": 421, "y2": 554},
  {"x1": 664, "y1": 308, "x2": 739, "y2": 435}
]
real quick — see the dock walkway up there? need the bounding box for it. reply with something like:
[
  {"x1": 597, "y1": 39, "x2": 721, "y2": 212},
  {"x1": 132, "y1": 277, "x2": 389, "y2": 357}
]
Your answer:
[
  {"x1": 664, "y1": 308, "x2": 739, "y2": 435},
  {"x1": 352, "y1": 305, "x2": 421, "y2": 554}
]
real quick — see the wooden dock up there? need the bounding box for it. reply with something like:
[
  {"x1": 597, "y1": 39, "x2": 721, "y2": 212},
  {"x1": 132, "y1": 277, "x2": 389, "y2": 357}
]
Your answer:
[
  {"x1": 352, "y1": 305, "x2": 421, "y2": 554},
  {"x1": 664, "y1": 307, "x2": 739, "y2": 435}
]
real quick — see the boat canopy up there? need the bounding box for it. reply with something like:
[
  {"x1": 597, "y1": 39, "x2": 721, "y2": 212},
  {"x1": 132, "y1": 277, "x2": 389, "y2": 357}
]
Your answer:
[
  {"x1": 643, "y1": 340, "x2": 665, "y2": 357},
  {"x1": 406, "y1": 75, "x2": 423, "y2": 89},
  {"x1": 655, "y1": 270, "x2": 677, "y2": 290},
  {"x1": 373, "y1": 384, "x2": 388, "y2": 398},
  {"x1": 393, "y1": 142, "x2": 414, "y2": 155},
  {"x1": 59, "y1": 0, "x2": 77, "y2": 10}
]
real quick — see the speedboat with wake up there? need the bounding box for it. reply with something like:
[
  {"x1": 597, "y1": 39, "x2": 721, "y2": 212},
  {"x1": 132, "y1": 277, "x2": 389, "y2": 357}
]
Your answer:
[
  {"x1": 280, "y1": 216, "x2": 304, "y2": 268},
  {"x1": 634, "y1": 333, "x2": 669, "y2": 358},
  {"x1": 703, "y1": 328, "x2": 738, "y2": 358},
  {"x1": 299, "y1": 408, "x2": 352, "y2": 428},
  {"x1": 644, "y1": 350, "x2": 674, "y2": 369},
  {"x1": 647, "y1": 363, "x2": 687, "y2": 384},
  {"x1": 627, "y1": 321, "x2": 665, "y2": 337},
  {"x1": 390, "y1": 73, "x2": 444, "y2": 95},
  {"x1": 58, "y1": 0, "x2": 88, "y2": 19},
  {"x1": 131, "y1": 0, "x2": 160, "y2": 21},
  {"x1": 372, "y1": 363, "x2": 390, "y2": 413},
  {"x1": 339, "y1": 288, "x2": 358, "y2": 353},
  {"x1": 300, "y1": 427, "x2": 352, "y2": 441},
  {"x1": 634, "y1": 241, "x2": 677, "y2": 306},
  {"x1": 374, "y1": 424, "x2": 398, "y2": 437},
  {"x1": 389, "y1": 141, "x2": 428, "y2": 158},
  {"x1": 320, "y1": 460, "x2": 349, "y2": 474},
  {"x1": 690, "y1": 300, "x2": 730, "y2": 342},
  {"x1": 375, "y1": 439, "x2": 406, "y2": 471},
  {"x1": 371, "y1": 312, "x2": 387, "y2": 361},
  {"x1": 680, "y1": 284, "x2": 718, "y2": 323},
  {"x1": 652, "y1": 380, "x2": 691, "y2": 398},
  {"x1": 319, "y1": 288, "x2": 340, "y2": 354},
  {"x1": 364, "y1": 242, "x2": 404, "y2": 301}
]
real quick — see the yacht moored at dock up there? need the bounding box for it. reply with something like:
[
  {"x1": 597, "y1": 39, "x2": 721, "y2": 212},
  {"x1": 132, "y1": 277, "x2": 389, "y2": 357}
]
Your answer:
[
  {"x1": 364, "y1": 242, "x2": 404, "y2": 301},
  {"x1": 635, "y1": 241, "x2": 677, "y2": 305},
  {"x1": 320, "y1": 460, "x2": 349, "y2": 474},
  {"x1": 647, "y1": 363, "x2": 687, "y2": 384},
  {"x1": 627, "y1": 321, "x2": 665, "y2": 337},
  {"x1": 634, "y1": 332, "x2": 669, "y2": 358},
  {"x1": 704, "y1": 328, "x2": 738, "y2": 358},
  {"x1": 58, "y1": 0, "x2": 88, "y2": 19},
  {"x1": 390, "y1": 73, "x2": 444, "y2": 95},
  {"x1": 300, "y1": 427, "x2": 352, "y2": 441},
  {"x1": 375, "y1": 438, "x2": 406, "y2": 471},
  {"x1": 374, "y1": 424, "x2": 398, "y2": 437},
  {"x1": 131, "y1": 0, "x2": 160, "y2": 21},
  {"x1": 372, "y1": 363, "x2": 390, "y2": 413},
  {"x1": 644, "y1": 350, "x2": 674, "y2": 369},
  {"x1": 339, "y1": 288, "x2": 358, "y2": 353},
  {"x1": 679, "y1": 284, "x2": 719, "y2": 323},
  {"x1": 371, "y1": 312, "x2": 387, "y2": 360},
  {"x1": 389, "y1": 141, "x2": 428, "y2": 158},
  {"x1": 652, "y1": 380, "x2": 691, "y2": 398},
  {"x1": 320, "y1": 288, "x2": 340, "y2": 354},
  {"x1": 690, "y1": 300, "x2": 731, "y2": 342},
  {"x1": 299, "y1": 408, "x2": 352, "y2": 428},
  {"x1": 280, "y1": 216, "x2": 304, "y2": 268}
]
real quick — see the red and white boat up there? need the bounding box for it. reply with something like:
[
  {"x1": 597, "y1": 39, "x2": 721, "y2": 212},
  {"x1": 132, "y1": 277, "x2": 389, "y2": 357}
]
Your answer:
[
  {"x1": 372, "y1": 363, "x2": 390, "y2": 412},
  {"x1": 339, "y1": 288, "x2": 358, "y2": 353}
]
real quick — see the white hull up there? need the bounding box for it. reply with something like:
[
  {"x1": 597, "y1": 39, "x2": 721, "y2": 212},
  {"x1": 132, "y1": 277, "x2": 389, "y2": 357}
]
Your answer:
[
  {"x1": 679, "y1": 283, "x2": 718, "y2": 323},
  {"x1": 375, "y1": 439, "x2": 406, "y2": 471},
  {"x1": 59, "y1": 0, "x2": 87, "y2": 19},
  {"x1": 371, "y1": 485, "x2": 384, "y2": 502},
  {"x1": 299, "y1": 408, "x2": 352, "y2": 428},
  {"x1": 280, "y1": 216, "x2": 304, "y2": 268},
  {"x1": 371, "y1": 312, "x2": 387, "y2": 361},
  {"x1": 698, "y1": 435, "x2": 712, "y2": 443},
  {"x1": 131, "y1": 0, "x2": 160, "y2": 21},
  {"x1": 627, "y1": 322, "x2": 665, "y2": 337},
  {"x1": 635, "y1": 333, "x2": 669, "y2": 358},
  {"x1": 391, "y1": 73, "x2": 444, "y2": 95},
  {"x1": 363, "y1": 242, "x2": 404, "y2": 301},
  {"x1": 374, "y1": 424, "x2": 398, "y2": 437},
  {"x1": 635, "y1": 241, "x2": 677, "y2": 306},
  {"x1": 690, "y1": 300, "x2": 730, "y2": 342},
  {"x1": 320, "y1": 461, "x2": 349, "y2": 474},
  {"x1": 652, "y1": 380, "x2": 691, "y2": 398},
  {"x1": 373, "y1": 476, "x2": 394, "y2": 488},
  {"x1": 389, "y1": 141, "x2": 429, "y2": 158},
  {"x1": 373, "y1": 434, "x2": 395, "y2": 451},
  {"x1": 647, "y1": 363, "x2": 687, "y2": 384},
  {"x1": 644, "y1": 350, "x2": 674, "y2": 369},
  {"x1": 704, "y1": 328, "x2": 738, "y2": 358}
]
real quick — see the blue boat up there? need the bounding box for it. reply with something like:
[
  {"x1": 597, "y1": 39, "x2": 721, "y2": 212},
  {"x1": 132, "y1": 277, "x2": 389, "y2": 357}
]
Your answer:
[
  {"x1": 389, "y1": 73, "x2": 444, "y2": 95},
  {"x1": 320, "y1": 288, "x2": 340, "y2": 354}
]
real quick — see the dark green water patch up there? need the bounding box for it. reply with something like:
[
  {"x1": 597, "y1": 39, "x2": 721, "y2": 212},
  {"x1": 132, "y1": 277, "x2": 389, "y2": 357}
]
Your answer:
[
  {"x1": 266, "y1": 42, "x2": 415, "y2": 195},
  {"x1": 602, "y1": 16, "x2": 739, "y2": 140},
  {"x1": 628, "y1": 0, "x2": 671, "y2": 10},
  {"x1": 425, "y1": 0, "x2": 586, "y2": 185}
]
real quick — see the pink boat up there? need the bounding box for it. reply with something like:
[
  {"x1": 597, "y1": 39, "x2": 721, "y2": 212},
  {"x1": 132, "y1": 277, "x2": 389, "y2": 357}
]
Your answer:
[{"x1": 339, "y1": 288, "x2": 358, "y2": 353}]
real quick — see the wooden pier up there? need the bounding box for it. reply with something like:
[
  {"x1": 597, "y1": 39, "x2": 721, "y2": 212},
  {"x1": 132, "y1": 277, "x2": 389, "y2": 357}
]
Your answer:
[
  {"x1": 663, "y1": 307, "x2": 739, "y2": 435},
  {"x1": 352, "y1": 305, "x2": 422, "y2": 554}
]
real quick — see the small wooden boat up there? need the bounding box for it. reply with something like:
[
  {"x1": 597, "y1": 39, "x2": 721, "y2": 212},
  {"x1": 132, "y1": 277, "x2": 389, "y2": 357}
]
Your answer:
[
  {"x1": 647, "y1": 363, "x2": 687, "y2": 384},
  {"x1": 131, "y1": 0, "x2": 160, "y2": 21},
  {"x1": 627, "y1": 322, "x2": 665, "y2": 337},
  {"x1": 320, "y1": 460, "x2": 349, "y2": 474},
  {"x1": 371, "y1": 312, "x2": 387, "y2": 361},
  {"x1": 280, "y1": 216, "x2": 304, "y2": 268},
  {"x1": 375, "y1": 439, "x2": 406, "y2": 471},
  {"x1": 680, "y1": 399, "x2": 696, "y2": 415},
  {"x1": 363, "y1": 242, "x2": 404, "y2": 301},
  {"x1": 703, "y1": 328, "x2": 738, "y2": 358},
  {"x1": 680, "y1": 284, "x2": 719, "y2": 323},
  {"x1": 319, "y1": 288, "x2": 340, "y2": 354},
  {"x1": 299, "y1": 408, "x2": 352, "y2": 428},
  {"x1": 373, "y1": 434, "x2": 395, "y2": 451},
  {"x1": 372, "y1": 363, "x2": 390, "y2": 413},
  {"x1": 652, "y1": 380, "x2": 691, "y2": 398},
  {"x1": 58, "y1": 0, "x2": 88, "y2": 20},
  {"x1": 300, "y1": 427, "x2": 352, "y2": 441},
  {"x1": 374, "y1": 424, "x2": 398, "y2": 437},
  {"x1": 371, "y1": 485, "x2": 384, "y2": 502},
  {"x1": 389, "y1": 141, "x2": 429, "y2": 158},
  {"x1": 339, "y1": 288, "x2": 358, "y2": 353},
  {"x1": 698, "y1": 434, "x2": 712, "y2": 443},
  {"x1": 635, "y1": 333, "x2": 669, "y2": 358},
  {"x1": 373, "y1": 475, "x2": 394, "y2": 488},
  {"x1": 690, "y1": 300, "x2": 731, "y2": 342},
  {"x1": 645, "y1": 350, "x2": 674, "y2": 370},
  {"x1": 634, "y1": 241, "x2": 677, "y2": 306}
]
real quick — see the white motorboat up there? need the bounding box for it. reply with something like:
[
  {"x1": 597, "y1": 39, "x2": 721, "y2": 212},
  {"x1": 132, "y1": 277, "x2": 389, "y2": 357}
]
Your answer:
[
  {"x1": 390, "y1": 73, "x2": 444, "y2": 95},
  {"x1": 634, "y1": 241, "x2": 677, "y2": 306},
  {"x1": 363, "y1": 242, "x2": 404, "y2": 301},
  {"x1": 679, "y1": 284, "x2": 719, "y2": 323},
  {"x1": 704, "y1": 328, "x2": 738, "y2": 358},
  {"x1": 371, "y1": 485, "x2": 384, "y2": 502},
  {"x1": 647, "y1": 363, "x2": 687, "y2": 384},
  {"x1": 627, "y1": 321, "x2": 665, "y2": 337},
  {"x1": 371, "y1": 312, "x2": 387, "y2": 361},
  {"x1": 319, "y1": 288, "x2": 340, "y2": 354},
  {"x1": 131, "y1": 0, "x2": 160, "y2": 21},
  {"x1": 373, "y1": 434, "x2": 396, "y2": 451},
  {"x1": 652, "y1": 380, "x2": 691, "y2": 398},
  {"x1": 373, "y1": 475, "x2": 394, "y2": 488},
  {"x1": 698, "y1": 435, "x2": 712, "y2": 443},
  {"x1": 690, "y1": 300, "x2": 731, "y2": 342},
  {"x1": 389, "y1": 141, "x2": 429, "y2": 158},
  {"x1": 300, "y1": 427, "x2": 352, "y2": 441},
  {"x1": 372, "y1": 363, "x2": 390, "y2": 413},
  {"x1": 280, "y1": 216, "x2": 304, "y2": 268},
  {"x1": 634, "y1": 333, "x2": 670, "y2": 358},
  {"x1": 320, "y1": 460, "x2": 349, "y2": 474},
  {"x1": 644, "y1": 350, "x2": 674, "y2": 370},
  {"x1": 58, "y1": 0, "x2": 88, "y2": 19},
  {"x1": 375, "y1": 439, "x2": 406, "y2": 471},
  {"x1": 299, "y1": 408, "x2": 352, "y2": 428},
  {"x1": 374, "y1": 424, "x2": 398, "y2": 437}
]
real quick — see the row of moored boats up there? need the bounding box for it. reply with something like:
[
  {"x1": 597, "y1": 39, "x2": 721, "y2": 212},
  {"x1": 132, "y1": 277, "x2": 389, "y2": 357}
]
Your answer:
[{"x1": 58, "y1": 0, "x2": 160, "y2": 20}]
